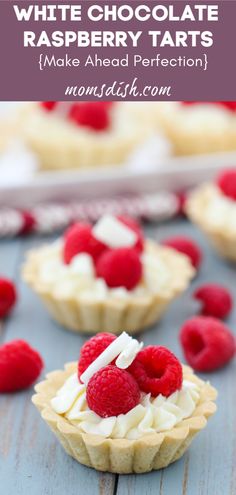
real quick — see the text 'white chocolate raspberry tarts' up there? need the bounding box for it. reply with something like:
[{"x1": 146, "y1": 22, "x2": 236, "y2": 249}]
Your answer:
[
  {"x1": 16, "y1": 101, "x2": 152, "y2": 171},
  {"x1": 186, "y1": 169, "x2": 236, "y2": 262},
  {"x1": 23, "y1": 215, "x2": 194, "y2": 334},
  {"x1": 32, "y1": 332, "x2": 217, "y2": 474}
]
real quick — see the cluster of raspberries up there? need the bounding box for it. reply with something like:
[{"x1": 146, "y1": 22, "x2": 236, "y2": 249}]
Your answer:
[
  {"x1": 41, "y1": 101, "x2": 114, "y2": 132},
  {"x1": 63, "y1": 216, "x2": 144, "y2": 290},
  {"x1": 78, "y1": 332, "x2": 183, "y2": 418}
]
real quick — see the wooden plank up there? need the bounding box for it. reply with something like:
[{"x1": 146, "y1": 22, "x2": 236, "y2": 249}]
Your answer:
[
  {"x1": 1, "y1": 220, "x2": 236, "y2": 494},
  {"x1": 116, "y1": 219, "x2": 236, "y2": 495},
  {"x1": 0, "y1": 238, "x2": 22, "y2": 342},
  {"x1": 0, "y1": 235, "x2": 116, "y2": 495}
]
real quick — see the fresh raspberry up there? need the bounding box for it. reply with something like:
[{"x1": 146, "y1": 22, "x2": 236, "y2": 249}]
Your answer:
[
  {"x1": 0, "y1": 340, "x2": 44, "y2": 392},
  {"x1": 128, "y1": 346, "x2": 183, "y2": 397},
  {"x1": 180, "y1": 316, "x2": 236, "y2": 372},
  {"x1": 40, "y1": 102, "x2": 57, "y2": 111},
  {"x1": 19, "y1": 210, "x2": 36, "y2": 235},
  {"x1": 217, "y1": 169, "x2": 236, "y2": 201},
  {"x1": 96, "y1": 247, "x2": 142, "y2": 290},
  {"x1": 162, "y1": 235, "x2": 202, "y2": 270},
  {"x1": 182, "y1": 102, "x2": 236, "y2": 112},
  {"x1": 0, "y1": 278, "x2": 17, "y2": 319},
  {"x1": 194, "y1": 284, "x2": 233, "y2": 319},
  {"x1": 63, "y1": 222, "x2": 107, "y2": 264},
  {"x1": 219, "y1": 102, "x2": 236, "y2": 112},
  {"x1": 86, "y1": 365, "x2": 140, "y2": 418},
  {"x1": 69, "y1": 102, "x2": 110, "y2": 131},
  {"x1": 117, "y1": 215, "x2": 144, "y2": 253},
  {"x1": 78, "y1": 332, "x2": 116, "y2": 378}
]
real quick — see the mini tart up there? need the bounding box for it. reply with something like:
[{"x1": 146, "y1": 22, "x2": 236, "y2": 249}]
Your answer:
[
  {"x1": 186, "y1": 183, "x2": 236, "y2": 262},
  {"x1": 15, "y1": 103, "x2": 150, "y2": 171},
  {"x1": 156, "y1": 102, "x2": 236, "y2": 156},
  {"x1": 32, "y1": 362, "x2": 217, "y2": 474},
  {"x1": 22, "y1": 240, "x2": 194, "y2": 335}
]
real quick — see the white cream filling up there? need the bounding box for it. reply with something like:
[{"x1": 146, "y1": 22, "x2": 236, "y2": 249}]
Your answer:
[
  {"x1": 36, "y1": 241, "x2": 172, "y2": 299},
  {"x1": 160, "y1": 102, "x2": 234, "y2": 134},
  {"x1": 51, "y1": 373, "x2": 200, "y2": 439},
  {"x1": 204, "y1": 186, "x2": 236, "y2": 234}
]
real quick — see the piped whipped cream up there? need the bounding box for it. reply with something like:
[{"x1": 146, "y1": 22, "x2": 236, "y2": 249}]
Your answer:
[
  {"x1": 204, "y1": 185, "x2": 236, "y2": 234},
  {"x1": 51, "y1": 372, "x2": 200, "y2": 439},
  {"x1": 35, "y1": 239, "x2": 173, "y2": 300}
]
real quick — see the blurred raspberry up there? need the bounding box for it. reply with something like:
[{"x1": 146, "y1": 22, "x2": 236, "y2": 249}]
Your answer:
[
  {"x1": 69, "y1": 102, "x2": 110, "y2": 131},
  {"x1": 162, "y1": 235, "x2": 202, "y2": 270},
  {"x1": 217, "y1": 169, "x2": 236, "y2": 201},
  {"x1": 0, "y1": 278, "x2": 17, "y2": 319},
  {"x1": 96, "y1": 247, "x2": 142, "y2": 290},
  {"x1": 180, "y1": 316, "x2": 235, "y2": 372},
  {"x1": 63, "y1": 222, "x2": 107, "y2": 264},
  {"x1": 0, "y1": 340, "x2": 44, "y2": 392},
  {"x1": 194, "y1": 284, "x2": 233, "y2": 319}
]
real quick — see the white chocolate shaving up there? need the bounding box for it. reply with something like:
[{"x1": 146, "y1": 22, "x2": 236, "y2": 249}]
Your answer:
[
  {"x1": 116, "y1": 339, "x2": 143, "y2": 369},
  {"x1": 80, "y1": 332, "x2": 132, "y2": 385},
  {"x1": 92, "y1": 215, "x2": 137, "y2": 248}
]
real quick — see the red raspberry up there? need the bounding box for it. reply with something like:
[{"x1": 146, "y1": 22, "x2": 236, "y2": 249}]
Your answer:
[
  {"x1": 0, "y1": 278, "x2": 17, "y2": 319},
  {"x1": 40, "y1": 102, "x2": 57, "y2": 111},
  {"x1": 96, "y1": 247, "x2": 142, "y2": 290},
  {"x1": 86, "y1": 365, "x2": 140, "y2": 418},
  {"x1": 128, "y1": 346, "x2": 183, "y2": 397},
  {"x1": 217, "y1": 169, "x2": 236, "y2": 201},
  {"x1": 219, "y1": 102, "x2": 236, "y2": 112},
  {"x1": 180, "y1": 316, "x2": 236, "y2": 372},
  {"x1": 162, "y1": 235, "x2": 202, "y2": 269},
  {"x1": 20, "y1": 210, "x2": 36, "y2": 235},
  {"x1": 69, "y1": 102, "x2": 110, "y2": 131},
  {"x1": 194, "y1": 284, "x2": 233, "y2": 319},
  {"x1": 117, "y1": 215, "x2": 144, "y2": 253},
  {"x1": 78, "y1": 332, "x2": 116, "y2": 378},
  {"x1": 0, "y1": 340, "x2": 44, "y2": 392},
  {"x1": 63, "y1": 222, "x2": 107, "y2": 264}
]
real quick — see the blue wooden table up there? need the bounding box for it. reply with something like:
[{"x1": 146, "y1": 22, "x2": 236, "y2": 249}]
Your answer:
[{"x1": 0, "y1": 219, "x2": 235, "y2": 495}]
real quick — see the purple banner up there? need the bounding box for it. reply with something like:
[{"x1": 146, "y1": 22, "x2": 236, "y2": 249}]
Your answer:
[{"x1": 0, "y1": 1, "x2": 235, "y2": 101}]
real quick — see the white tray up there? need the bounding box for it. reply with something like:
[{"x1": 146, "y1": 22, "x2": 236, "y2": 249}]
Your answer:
[{"x1": 1, "y1": 150, "x2": 236, "y2": 208}]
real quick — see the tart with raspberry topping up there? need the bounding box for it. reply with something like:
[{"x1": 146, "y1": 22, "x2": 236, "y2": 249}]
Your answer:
[
  {"x1": 156, "y1": 101, "x2": 236, "y2": 156},
  {"x1": 186, "y1": 169, "x2": 236, "y2": 262},
  {"x1": 22, "y1": 215, "x2": 194, "y2": 334},
  {"x1": 15, "y1": 101, "x2": 151, "y2": 171},
  {"x1": 32, "y1": 332, "x2": 217, "y2": 473}
]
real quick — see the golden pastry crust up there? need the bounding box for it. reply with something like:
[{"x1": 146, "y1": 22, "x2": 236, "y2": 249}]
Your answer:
[
  {"x1": 186, "y1": 184, "x2": 236, "y2": 262},
  {"x1": 16, "y1": 103, "x2": 151, "y2": 171},
  {"x1": 22, "y1": 240, "x2": 195, "y2": 335},
  {"x1": 32, "y1": 362, "x2": 217, "y2": 474},
  {"x1": 156, "y1": 103, "x2": 236, "y2": 156}
]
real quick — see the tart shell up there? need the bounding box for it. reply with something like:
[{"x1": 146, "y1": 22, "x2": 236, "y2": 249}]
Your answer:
[
  {"x1": 32, "y1": 362, "x2": 217, "y2": 474},
  {"x1": 186, "y1": 184, "x2": 236, "y2": 262},
  {"x1": 22, "y1": 241, "x2": 195, "y2": 335},
  {"x1": 16, "y1": 104, "x2": 149, "y2": 171}
]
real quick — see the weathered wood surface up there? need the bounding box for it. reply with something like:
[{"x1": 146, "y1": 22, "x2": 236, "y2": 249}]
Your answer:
[{"x1": 0, "y1": 220, "x2": 235, "y2": 495}]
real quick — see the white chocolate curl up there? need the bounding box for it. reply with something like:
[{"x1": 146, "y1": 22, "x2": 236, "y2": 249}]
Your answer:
[
  {"x1": 116, "y1": 340, "x2": 143, "y2": 369},
  {"x1": 80, "y1": 332, "x2": 141, "y2": 385},
  {"x1": 92, "y1": 215, "x2": 137, "y2": 249}
]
